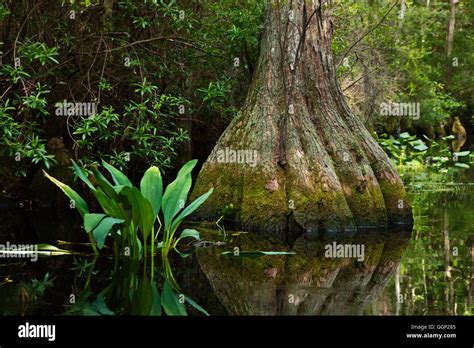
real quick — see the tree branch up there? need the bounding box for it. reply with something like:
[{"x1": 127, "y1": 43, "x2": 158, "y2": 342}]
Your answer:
[{"x1": 336, "y1": 0, "x2": 398, "y2": 70}]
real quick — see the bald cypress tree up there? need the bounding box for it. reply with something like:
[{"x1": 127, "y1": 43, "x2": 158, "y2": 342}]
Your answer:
[{"x1": 192, "y1": 0, "x2": 412, "y2": 241}]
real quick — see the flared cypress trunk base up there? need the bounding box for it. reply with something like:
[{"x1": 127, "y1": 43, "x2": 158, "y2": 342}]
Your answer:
[{"x1": 192, "y1": 0, "x2": 412, "y2": 242}]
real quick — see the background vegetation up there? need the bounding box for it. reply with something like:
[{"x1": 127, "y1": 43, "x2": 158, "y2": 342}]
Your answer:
[{"x1": 0, "y1": 0, "x2": 472, "y2": 202}]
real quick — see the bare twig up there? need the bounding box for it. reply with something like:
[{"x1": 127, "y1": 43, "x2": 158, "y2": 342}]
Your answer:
[{"x1": 337, "y1": 0, "x2": 398, "y2": 70}]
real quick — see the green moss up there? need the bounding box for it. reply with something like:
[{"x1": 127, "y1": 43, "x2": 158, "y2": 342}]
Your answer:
[{"x1": 378, "y1": 180, "x2": 413, "y2": 224}]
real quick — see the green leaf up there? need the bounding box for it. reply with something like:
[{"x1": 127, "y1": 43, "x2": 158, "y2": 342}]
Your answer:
[
  {"x1": 173, "y1": 229, "x2": 201, "y2": 258},
  {"x1": 177, "y1": 228, "x2": 200, "y2": 241},
  {"x1": 36, "y1": 244, "x2": 68, "y2": 252},
  {"x1": 454, "y1": 151, "x2": 470, "y2": 157},
  {"x1": 93, "y1": 294, "x2": 115, "y2": 315},
  {"x1": 0, "y1": 244, "x2": 70, "y2": 257},
  {"x1": 92, "y1": 216, "x2": 124, "y2": 249},
  {"x1": 185, "y1": 296, "x2": 209, "y2": 316},
  {"x1": 101, "y1": 160, "x2": 132, "y2": 187},
  {"x1": 71, "y1": 160, "x2": 95, "y2": 190},
  {"x1": 171, "y1": 188, "x2": 213, "y2": 231},
  {"x1": 131, "y1": 276, "x2": 154, "y2": 315},
  {"x1": 413, "y1": 144, "x2": 428, "y2": 151},
  {"x1": 43, "y1": 170, "x2": 89, "y2": 217},
  {"x1": 454, "y1": 162, "x2": 470, "y2": 169},
  {"x1": 119, "y1": 186, "x2": 154, "y2": 241},
  {"x1": 93, "y1": 189, "x2": 124, "y2": 218},
  {"x1": 140, "y1": 166, "x2": 163, "y2": 218},
  {"x1": 92, "y1": 168, "x2": 120, "y2": 200},
  {"x1": 162, "y1": 160, "x2": 197, "y2": 230},
  {"x1": 161, "y1": 279, "x2": 186, "y2": 316},
  {"x1": 442, "y1": 135, "x2": 455, "y2": 140},
  {"x1": 84, "y1": 213, "x2": 106, "y2": 233},
  {"x1": 221, "y1": 250, "x2": 296, "y2": 258},
  {"x1": 399, "y1": 132, "x2": 411, "y2": 139},
  {"x1": 150, "y1": 284, "x2": 161, "y2": 316}
]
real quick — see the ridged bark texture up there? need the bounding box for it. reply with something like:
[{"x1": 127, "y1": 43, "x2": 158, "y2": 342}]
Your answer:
[{"x1": 192, "y1": 0, "x2": 412, "y2": 242}]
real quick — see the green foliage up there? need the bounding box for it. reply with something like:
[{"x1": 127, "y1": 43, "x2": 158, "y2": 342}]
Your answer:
[
  {"x1": 333, "y1": 0, "x2": 472, "y2": 129},
  {"x1": 30, "y1": 273, "x2": 55, "y2": 298},
  {"x1": 18, "y1": 39, "x2": 59, "y2": 66},
  {"x1": 73, "y1": 85, "x2": 189, "y2": 171},
  {"x1": 376, "y1": 132, "x2": 471, "y2": 171},
  {"x1": 43, "y1": 159, "x2": 212, "y2": 315}
]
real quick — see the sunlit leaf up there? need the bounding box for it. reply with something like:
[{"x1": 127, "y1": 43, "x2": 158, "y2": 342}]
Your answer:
[
  {"x1": 84, "y1": 213, "x2": 106, "y2": 233},
  {"x1": 185, "y1": 296, "x2": 209, "y2": 316},
  {"x1": 171, "y1": 188, "x2": 213, "y2": 231},
  {"x1": 162, "y1": 159, "x2": 197, "y2": 230},
  {"x1": 43, "y1": 170, "x2": 89, "y2": 217},
  {"x1": 140, "y1": 166, "x2": 163, "y2": 218},
  {"x1": 92, "y1": 216, "x2": 124, "y2": 249},
  {"x1": 221, "y1": 250, "x2": 296, "y2": 258},
  {"x1": 101, "y1": 160, "x2": 132, "y2": 187}
]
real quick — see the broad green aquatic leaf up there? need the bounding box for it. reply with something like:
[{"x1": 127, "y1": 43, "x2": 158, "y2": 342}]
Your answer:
[
  {"x1": 454, "y1": 162, "x2": 470, "y2": 169},
  {"x1": 131, "y1": 276, "x2": 154, "y2": 315},
  {"x1": 84, "y1": 213, "x2": 106, "y2": 233},
  {"x1": 93, "y1": 189, "x2": 124, "y2": 218},
  {"x1": 454, "y1": 151, "x2": 470, "y2": 157},
  {"x1": 43, "y1": 170, "x2": 89, "y2": 217},
  {"x1": 162, "y1": 160, "x2": 197, "y2": 230},
  {"x1": 150, "y1": 284, "x2": 161, "y2": 316},
  {"x1": 0, "y1": 244, "x2": 70, "y2": 256},
  {"x1": 71, "y1": 160, "x2": 95, "y2": 190},
  {"x1": 171, "y1": 188, "x2": 213, "y2": 231},
  {"x1": 92, "y1": 168, "x2": 120, "y2": 200},
  {"x1": 140, "y1": 166, "x2": 163, "y2": 218},
  {"x1": 221, "y1": 250, "x2": 296, "y2": 258},
  {"x1": 174, "y1": 229, "x2": 201, "y2": 258},
  {"x1": 36, "y1": 244, "x2": 67, "y2": 251},
  {"x1": 176, "y1": 229, "x2": 200, "y2": 243},
  {"x1": 101, "y1": 160, "x2": 132, "y2": 187},
  {"x1": 82, "y1": 308, "x2": 100, "y2": 316},
  {"x1": 119, "y1": 186, "x2": 154, "y2": 241},
  {"x1": 185, "y1": 296, "x2": 209, "y2": 316},
  {"x1": 93, "y1": 294, "x2": 115, "y2": 315},
  {"x1": 399, "y1": 132, "x2": 411, "y2": 139},
  {"x1": 161, "y1": 279, "x2": 186, "y2": 316},
  {"x1": 92, "y1": 217, "x2": 124, "y2": 249},
  {"x1": 413, "y1": 144, "x2": 428, "y2": 151}
]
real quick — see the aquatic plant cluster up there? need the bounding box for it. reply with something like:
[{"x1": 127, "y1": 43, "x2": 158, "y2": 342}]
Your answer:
[
  {"x1": 44, "y1": 160, "x2": 212, "y2": 315},
  {"x1": 376, "y1": 132, "x2": 472, "y2": 171}
]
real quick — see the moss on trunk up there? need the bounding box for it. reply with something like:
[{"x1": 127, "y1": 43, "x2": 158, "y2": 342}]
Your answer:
[{"x1": 192, "y1": 0, "x2": 412, "y2": 242}]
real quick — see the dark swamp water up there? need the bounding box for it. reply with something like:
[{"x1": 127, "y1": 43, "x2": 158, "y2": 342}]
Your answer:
[{"x1": 0, "y1": 168, "x2": 473, "y2": 316}]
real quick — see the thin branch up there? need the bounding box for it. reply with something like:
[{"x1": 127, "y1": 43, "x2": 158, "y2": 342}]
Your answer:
[
  {"x1": 337, "y1": 0, "x2": 398, "y2": 70},
  {"x1": 342, "y1": 66, "x2": 380, "y2": 92}
]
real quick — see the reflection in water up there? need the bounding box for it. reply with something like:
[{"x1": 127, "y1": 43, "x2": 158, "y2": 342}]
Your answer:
[
  {"x1": 381, "y1": 169, "x2": 474, "y2": 315},
  {"x1": 180, "y1": 227, "x2": 411, "y2": 315},
  {"x1": 1, "y1": 169, "x2": 473, "y2": 316}
]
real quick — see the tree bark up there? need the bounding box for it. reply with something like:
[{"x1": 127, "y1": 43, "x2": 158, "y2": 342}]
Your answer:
[
  {"x1": 445, "y1": 0, "x2": 458, "y2": 88},
  {"x1": 446, "y1": 0, "x2": 457, "y2": 59},
  {"x1": 192, "y1": 0, "x2": 412, "y2": 242}
]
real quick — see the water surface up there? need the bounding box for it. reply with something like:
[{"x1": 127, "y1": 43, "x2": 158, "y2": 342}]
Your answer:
[{"x1": 1, "y1": 168, "x2": 472, "y2": 315}]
